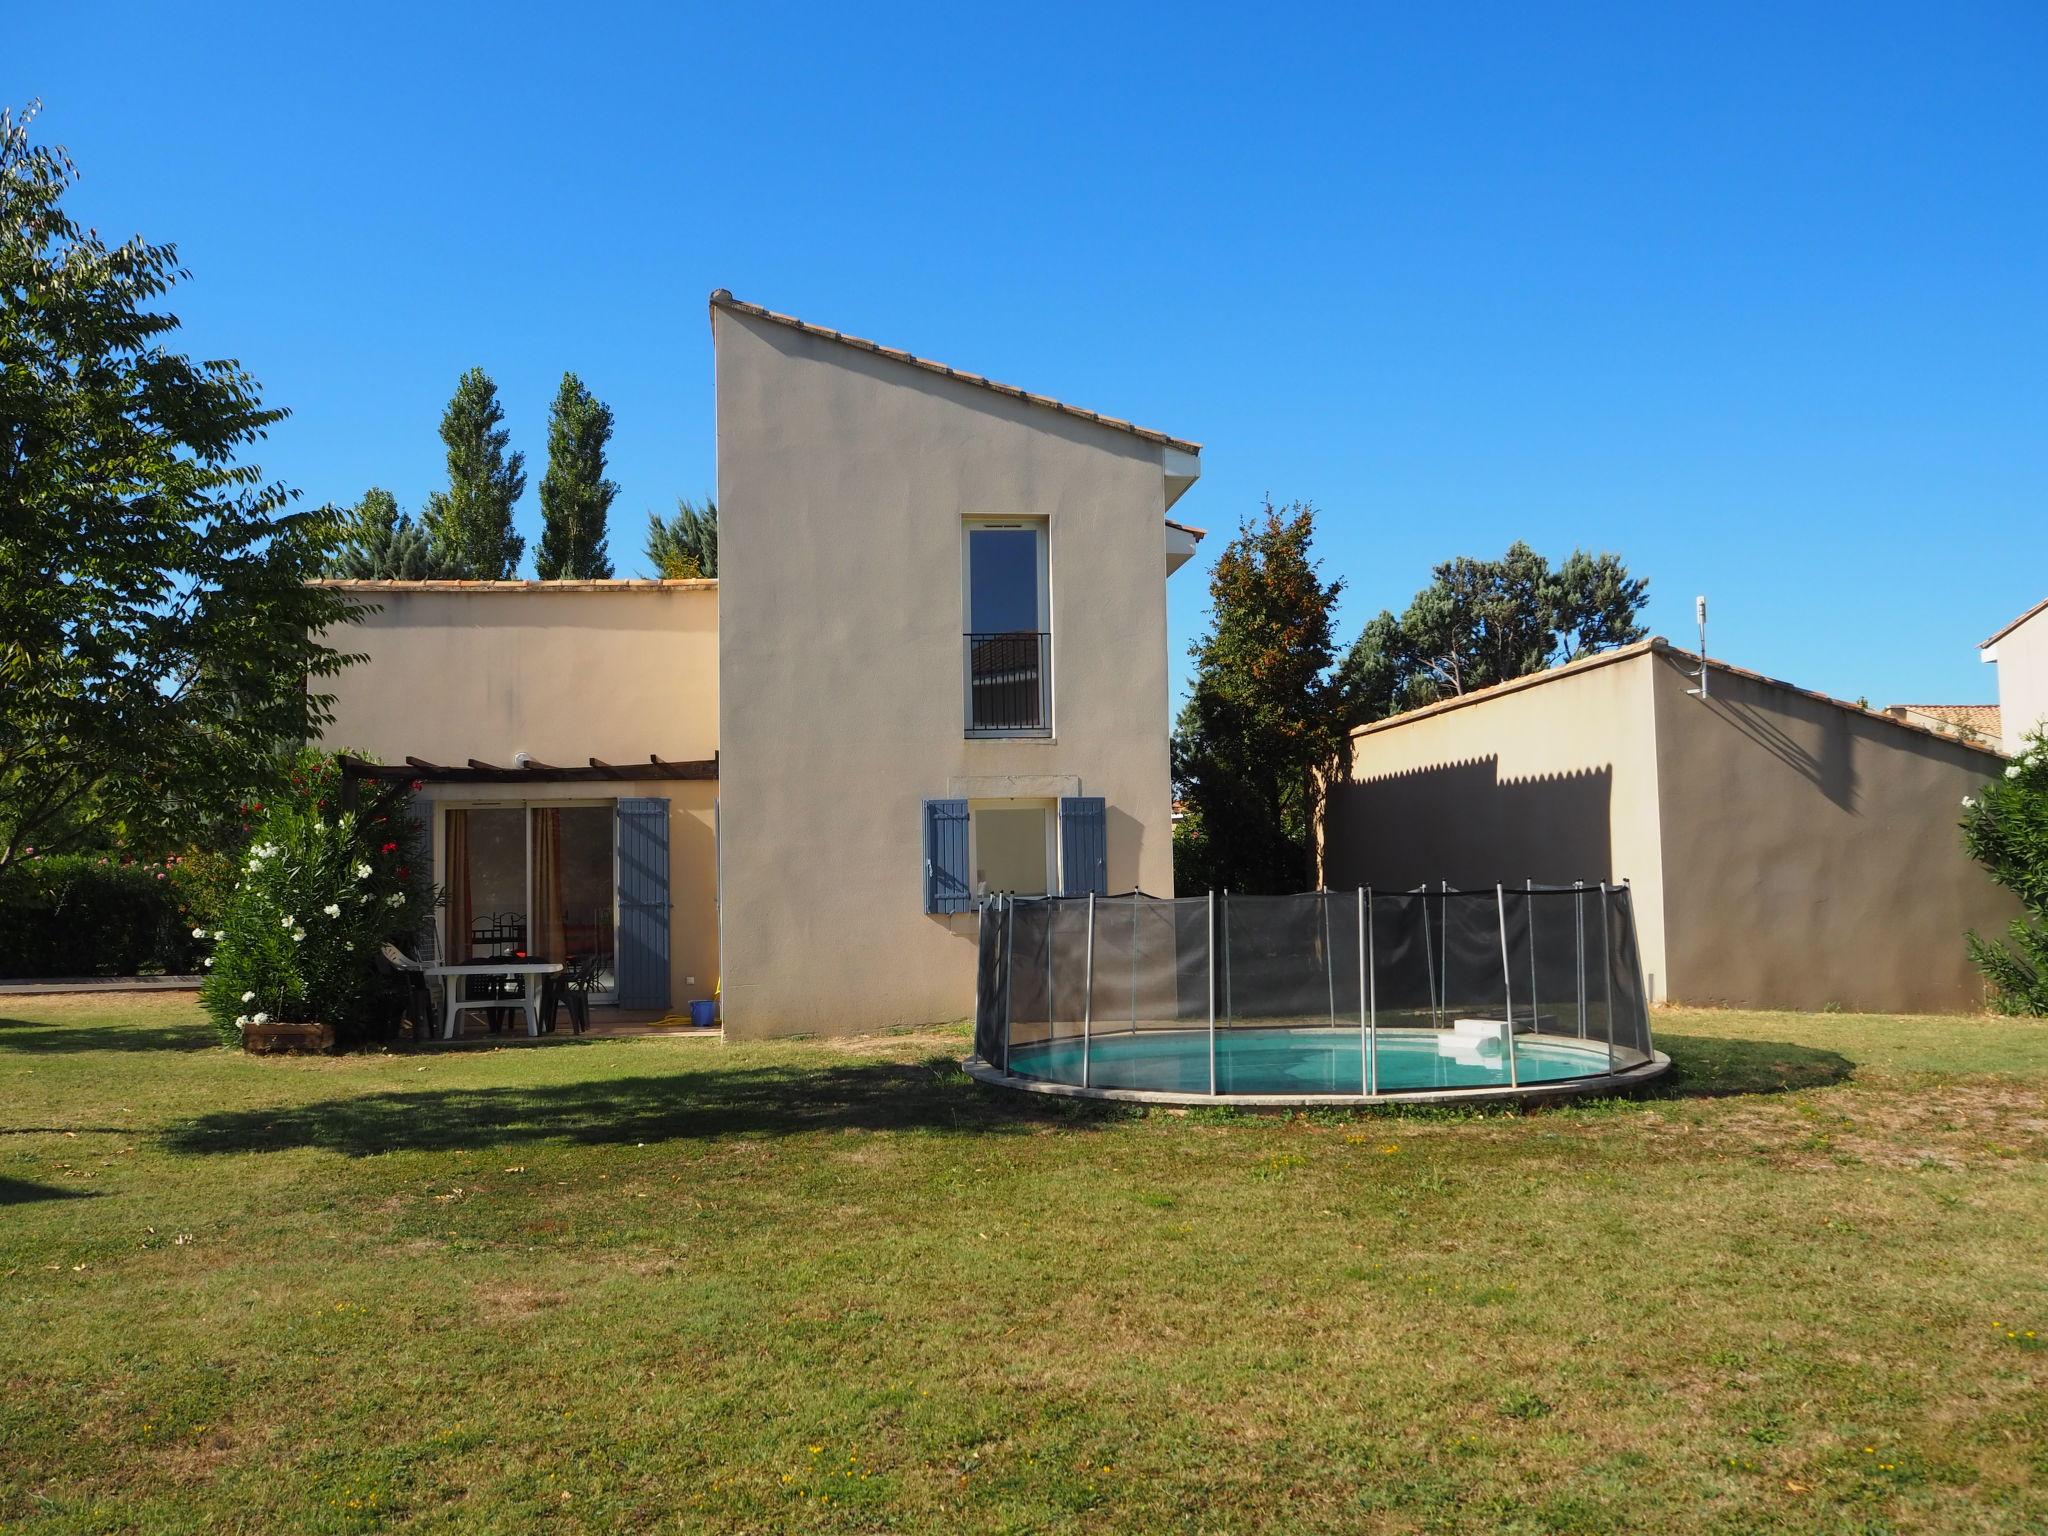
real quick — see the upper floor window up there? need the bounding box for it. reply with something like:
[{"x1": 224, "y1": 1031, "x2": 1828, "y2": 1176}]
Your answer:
[{"x1": 963, "y1": 520, "x2": 1050, "y2": 737}]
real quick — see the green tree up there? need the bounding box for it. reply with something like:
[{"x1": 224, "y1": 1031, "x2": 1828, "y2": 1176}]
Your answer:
[
  {"x1": 646, "y1": 496, "x2": 717, "y2": 578},
  {"x1": 1961, "y1": 733, "x2": 2048, "y2": 1014},
  {"x1": 1338, "y1": 541, "x2": 1648, "y2": 724},
  {"x1": 421, "y1": 367, "x2": 525, "y2": 578},
  {"x1": 323, "y1": 487, "x2": 469, "y2": 579},
  {"x1": 1172, "y1": 501, "x2": 1349, "y2": 892},
  {"x1": 0, "y1": 103, "x2": 360, "y2": 871},
  {"x1": 535, "y1": 372, "x2": 617, "y2": 579}
]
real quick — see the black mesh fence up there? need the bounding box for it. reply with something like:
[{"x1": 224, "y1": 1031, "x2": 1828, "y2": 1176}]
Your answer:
[{"x1": 974, "y1": 885, "x2": 1655, "y2": 1097}]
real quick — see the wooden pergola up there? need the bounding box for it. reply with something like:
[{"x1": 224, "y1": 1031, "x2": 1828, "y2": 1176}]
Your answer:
[{"x1": 337, "y1": 752, "x2": 718, "y2": 789}]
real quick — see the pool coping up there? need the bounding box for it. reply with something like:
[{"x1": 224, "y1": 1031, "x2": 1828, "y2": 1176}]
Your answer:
[{"x1": 962, "y1": 1042, "x2": 1673, "y2": 1108}]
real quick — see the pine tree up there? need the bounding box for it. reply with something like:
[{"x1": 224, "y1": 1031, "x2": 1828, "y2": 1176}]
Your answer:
[
  {"x1": 324, "y1": 488, "x2": 470, "y2": 579},
  {"x1": 420, "y1": 368, "x2": 525, "y2": 578},
  {"x1": 535, "y1": 373, "x2": 617, "y2": 579},
  {"x1": 646, "y1": 497, "x2": 718, "y2": 578}
]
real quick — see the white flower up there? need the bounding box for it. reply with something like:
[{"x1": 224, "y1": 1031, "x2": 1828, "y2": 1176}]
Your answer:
[
  {"x1": 1962, "y1": 795, "x2": 1976, "y2": 808},
  {"x1": 353, "y1": 861, "x2": 372, "y2": 880},
  {"x1": 203, "y1": 957, "x2": 213, "y2": 968},
  {"x1": 213, "y1": 930, "x2": 225, "y2": 941},
  {"x1": 322, "y1": 903, "x2": 342, "y2": 918},
  {"x1": 192, "y1": 926, "x2": 207, "y2": 939},
  {"x1": 292, "y1": 928, "x2": 306, "y2": 942},
  {"x1": 234, "y1": 1015, "x2": 249, "y2": 1028},
  {"x1": 252, "y1": 1012, "x2": 270, "y2": 1025},
  {"x1": 344, "y1": 941, "x2": 355, "y2": 952},
  {"x1": 241, "y1": 991, "x2": 256, "y2": 1003},
  {"x1": 386, "y1": 893, "x2": 404, "y2": 908},
  {"x1": 2006, "y1": 764, "x2": 2022, "y2": 779},
  {"x1": 281, "y1": 915, "x2": 296, "y2": 929}
]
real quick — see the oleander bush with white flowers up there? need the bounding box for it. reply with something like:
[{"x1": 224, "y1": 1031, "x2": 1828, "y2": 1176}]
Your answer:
[
  {"x1": 198, "y1": 754, "x2": 434, "y2": 1045},
  {"x1": 1960, "y1": 728, "x2": 2048, "y2": 1015}
]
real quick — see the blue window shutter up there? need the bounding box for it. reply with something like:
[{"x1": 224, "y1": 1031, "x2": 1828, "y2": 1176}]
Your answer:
[
  {"x1": 1059, "y1": 797, "x2": 1107, "y2": 896},
  {"x1": 925, "y1": 799, "x2": 971, "y2": 914},
  {"x1": 616, "y1": 797, "x2": 671, "y2": 1009}
]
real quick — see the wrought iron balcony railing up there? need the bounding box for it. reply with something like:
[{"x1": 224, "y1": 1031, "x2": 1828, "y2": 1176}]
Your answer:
[{"x1": 965, "y1": 631, "x2": 1050, "y2": 735}]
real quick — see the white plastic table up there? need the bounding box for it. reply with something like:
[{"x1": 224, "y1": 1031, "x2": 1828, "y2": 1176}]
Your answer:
[{"x1": 424, "y1": 960, "x2": 564, "y2": 1040}]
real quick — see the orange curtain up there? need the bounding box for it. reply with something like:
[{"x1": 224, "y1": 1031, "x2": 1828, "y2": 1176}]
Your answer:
[
  {"x1": 530, "y1": 808, "x2": 565, "y2": 962},
  {"x1": 444, "y1": 810, "x2": 472, "y2": 962}
]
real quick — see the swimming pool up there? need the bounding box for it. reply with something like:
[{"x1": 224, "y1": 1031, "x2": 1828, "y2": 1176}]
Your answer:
[{"x1": 970, "y1": 887, "x2": 1668, "y2": 1105}]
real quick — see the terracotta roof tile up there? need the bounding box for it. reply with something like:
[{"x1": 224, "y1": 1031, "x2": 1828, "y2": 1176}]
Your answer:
[{"x1": 709, "y1": 290, "x2": 1202, "y2": 456}]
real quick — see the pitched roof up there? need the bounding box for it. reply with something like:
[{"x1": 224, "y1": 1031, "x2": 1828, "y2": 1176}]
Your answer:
[
  {"x1": 1983, "y1": 595, "x2": 2048, "y2": 648},
  {"x1": 1352, "y1": 639, "x2": 2005, "y2": 758},
  {"x1": 708, "y1": 290, "x2": 1202, "y2": 456},
  {"x1": 1882, "y1": 703, "x2": 2002, "y2": 736}
]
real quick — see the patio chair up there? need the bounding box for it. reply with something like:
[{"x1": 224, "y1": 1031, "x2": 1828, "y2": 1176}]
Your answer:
[
  {"x1": 375, "y1": 942, "x2": 436, "y2": 1042},
  {"x1": 540, "y1": 954, "x2": 599, "y2": 1036}
]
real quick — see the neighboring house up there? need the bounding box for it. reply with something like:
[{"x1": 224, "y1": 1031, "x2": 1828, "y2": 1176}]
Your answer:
[
  {"x1": 1980, "y1": 595, "x2": 2048, "y2": 755},
  {"x1": 318, "y1": 294, "x2": 1203, "y2": 1038},
  {"x1": 1880, "y1": 703, "x2": 2001, "y2": 745},
  {"x1": 1320, "y1": 639, "x2": 2017, "y2": 1015}
]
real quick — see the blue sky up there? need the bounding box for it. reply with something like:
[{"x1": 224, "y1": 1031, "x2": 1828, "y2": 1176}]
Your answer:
[{"x1": 14, "y1": 1, "x2": 2045, "y2": 711}]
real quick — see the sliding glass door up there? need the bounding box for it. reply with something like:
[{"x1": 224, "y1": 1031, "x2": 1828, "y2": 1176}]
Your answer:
[{"x1": 444, "y1": 801, "x2": 617, "y2": 1002}]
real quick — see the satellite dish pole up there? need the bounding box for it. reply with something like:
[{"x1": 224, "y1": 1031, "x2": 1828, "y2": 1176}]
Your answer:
[{"x1": 1686, "y1": 595, "x2": 1709, "y2": 699}]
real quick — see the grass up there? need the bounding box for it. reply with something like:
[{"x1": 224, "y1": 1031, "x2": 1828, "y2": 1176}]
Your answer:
[{"x1": 1, "y1": 996, "x2": 2044, "y2": 1535}]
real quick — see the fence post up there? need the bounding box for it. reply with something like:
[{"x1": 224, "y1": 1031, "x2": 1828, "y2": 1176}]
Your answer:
[
  {"x1": 1045, "y1": 899, "x2": 1055, "y2": 1052},
  {"x1": 1440, "y1": 881, "x2": 1450, "y2": 1029},
  {"x1": 1358, "y1": 887, "x2": 1373, "y2": 1096},
  {"x1": 1419, "y1": 884, "x2": 1438, "y2": 1028},
  {"x1": 1599, "y1": 880, "x2": 1615, "y2": 1077},
  {"x1": 1498, "y1": 883, "x2": 1519, "y2": 1089},
  {"x1": 1574, "y1": 881, "x2": 1587, "y2": 1039},
  {"x1": 1206, "y1": 890, "x2": 1218, "y2": 1096},
  {"x1": 1082, "y1": 891, "x2": 1095, "y2": 1089},
  {"x1": 1001, "y1": 895, "x2": 1014, "y2": 1076}
]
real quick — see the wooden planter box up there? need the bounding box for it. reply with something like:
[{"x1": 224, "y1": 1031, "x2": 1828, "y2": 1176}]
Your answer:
[{"x1": 244, "y1": 1020, "x2": 335, "y2": 1054}]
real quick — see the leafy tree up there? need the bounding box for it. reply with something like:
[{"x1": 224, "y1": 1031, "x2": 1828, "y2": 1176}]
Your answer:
[
  {"x1": 535, "y1": 372, "x2": 617, "y2": 579},
  {"x1": 1338, "y1": 541, "x2": 1648, "y2": 725},
  {"x1": 1961, "y1": 733, "x2": 2048, "y2": 1014},
  {"x1": 323, "y1": 487, "x2": 470, "y2": 579},
  {"x1": 421, "y1": 367, "x2": 525, "y2": 578},
  {"x1": 0, "y1": 103, "x2": 359, "y2": 871},
  {"x1": 1172, "y1": 501, "x2": 1349, "y2": 892},
  {"x1": 647, "y1": 496, "x2": 718, "y2": 578}
]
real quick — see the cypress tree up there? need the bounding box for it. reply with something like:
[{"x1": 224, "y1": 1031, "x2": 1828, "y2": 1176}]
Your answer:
[
  {"x1": 535, "y1": 373, "x2": 618, "y2": 579},
  {"x1": 324, "y1": 488, "x2": 470, "y2": 579},
  {"x1": 421, "y1": 367, "x2": 525, "y2": 578}
]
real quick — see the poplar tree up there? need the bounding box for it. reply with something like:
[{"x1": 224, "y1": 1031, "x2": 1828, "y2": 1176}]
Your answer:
[
  {"x1": 324, "y1": 488, "x2": 469, "y2": 580},
  {"x1": 535, "y1": 373, "x2": 617, "y2": 579},
  {"x1": 421, "y1": 368, "x2": 525, "y2": 578}
]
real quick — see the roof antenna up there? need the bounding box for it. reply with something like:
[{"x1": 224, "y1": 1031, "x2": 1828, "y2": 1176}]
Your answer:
[{"x1": 1685, "y1": 595, "x2": 1709, "y2": 699}]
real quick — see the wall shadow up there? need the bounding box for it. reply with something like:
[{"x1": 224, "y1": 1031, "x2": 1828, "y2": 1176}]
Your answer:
[
  {"x1": 1324, "y1": 757, "x2": 1614, "y2": 889},
  {"x1": 0, "y1": 1016, "x2": 218, "y2": 1055},
  {"x1": 159, "y1": 1055, "x2": 1130, "y2": 1158},
  {"x1": 1648, "y1": 1031, "x2": 1855, "y2": 1098}
]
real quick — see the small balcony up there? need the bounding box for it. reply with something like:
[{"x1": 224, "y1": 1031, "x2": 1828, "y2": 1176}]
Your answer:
[{"x1": 965, "y1": 631, "x2": 1050, "y2": 737}]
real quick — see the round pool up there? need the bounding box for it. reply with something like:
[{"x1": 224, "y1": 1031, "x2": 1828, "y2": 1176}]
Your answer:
[{"x1": 971, "y1": 1024, "x2": 1668, "y2": 1105}]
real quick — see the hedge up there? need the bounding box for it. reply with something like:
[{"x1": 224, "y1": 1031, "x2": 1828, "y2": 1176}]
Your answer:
[{"x1": 0, "y1": 855, "x2": 212, "y2": 979}]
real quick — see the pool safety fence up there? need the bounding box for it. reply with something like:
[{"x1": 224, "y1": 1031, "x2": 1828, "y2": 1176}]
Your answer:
[{"x1": 972, "y1": 884, "x2": 1655, "y2": 1097}]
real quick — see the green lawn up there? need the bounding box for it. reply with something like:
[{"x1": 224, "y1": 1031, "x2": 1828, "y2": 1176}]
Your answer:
[{"x1": 1, "y1": 997, "x2": 2044, "y2": 1535}]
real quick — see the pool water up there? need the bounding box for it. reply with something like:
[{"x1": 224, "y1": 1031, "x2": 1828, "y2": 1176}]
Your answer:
[{"x1": 1006, "y1": 1026, "x2": 1633, "y2": 1096}]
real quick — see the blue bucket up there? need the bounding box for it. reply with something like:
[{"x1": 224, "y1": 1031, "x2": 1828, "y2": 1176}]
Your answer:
[{"x1": 688, "y1": 998, "x2": 717, "y2": 1029}]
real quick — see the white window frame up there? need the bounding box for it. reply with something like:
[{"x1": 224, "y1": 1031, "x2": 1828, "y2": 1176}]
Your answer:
[
  {"x1": 961, "y1": 517, "x2": 1052, "y2": 738},
  {"x1": 438, "y1": 798, "x2": 620, "y2": 1005}
]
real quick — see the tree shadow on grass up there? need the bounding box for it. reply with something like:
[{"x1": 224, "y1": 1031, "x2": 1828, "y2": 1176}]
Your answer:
[
  {"x1": 159, "y1": 1054, "x2": 1130, "y2": 1157},
  {"x1": 0, "y1": 1016, "x2": 218, "y2": 1055},
  {"x1": 1649, "y1": 1032, "x2": 1855, "y2": 1098},
  {"x1": 0, "y1": 1176, "x2": 100, "y2": 1205}
]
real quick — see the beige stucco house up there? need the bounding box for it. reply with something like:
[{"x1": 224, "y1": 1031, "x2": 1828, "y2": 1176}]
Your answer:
[
  {"x1": 1981, "y1": 595, "x2": 2048, "y2": 756},
  {"x1": 318, "y1": 293, "x2": 1203, "y2": 1038},
  {"x1": 1321, "y1": 639, "x2": 2017, "y2": 1014}
]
